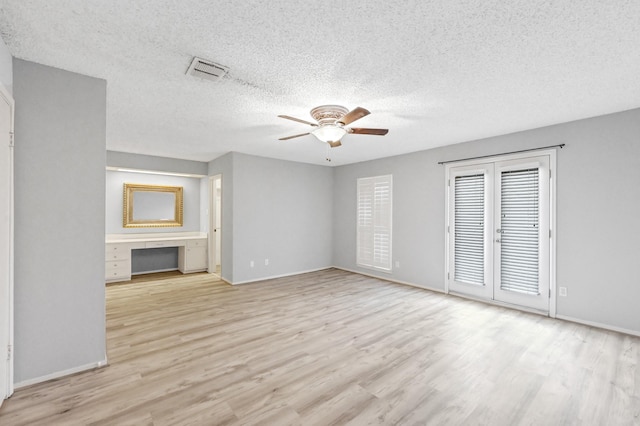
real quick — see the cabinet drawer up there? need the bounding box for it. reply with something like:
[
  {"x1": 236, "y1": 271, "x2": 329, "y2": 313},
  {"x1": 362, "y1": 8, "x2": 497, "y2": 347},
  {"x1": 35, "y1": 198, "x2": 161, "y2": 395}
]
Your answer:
[
  {"x1": 105, "y1": 244, "x2": 130, "y2": 261},
  {"x1": 106, "y1": 260, "x2": 131, "y2": 272},
  {"x1": 105, "y1": 264, "x2": 131, "y2": 280},
  {"x1": 145, "y1": 240, "x2": 185, "y2": 248},
  {"x1": 187, "y1": 238, "x2": 207, "y2": 248}
]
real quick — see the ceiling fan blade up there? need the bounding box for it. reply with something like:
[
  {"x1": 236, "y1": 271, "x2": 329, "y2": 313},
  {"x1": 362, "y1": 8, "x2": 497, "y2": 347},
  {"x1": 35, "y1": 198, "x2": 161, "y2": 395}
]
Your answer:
[
  {"x1": 328, "y1": 140, "x2": 342, "y2": 148},
  {"x1": 349, "y1": 128, "x2": 389, "y2": 136},
  {"x1": 338, "y1": 107, "x2": 370, "y2": 125},
  {"x1": 278, "y1": 115, "x2": 318, "y2": 127},
  {"x1": 279, "y1": 132, "x2": 310, "y2": 141}
]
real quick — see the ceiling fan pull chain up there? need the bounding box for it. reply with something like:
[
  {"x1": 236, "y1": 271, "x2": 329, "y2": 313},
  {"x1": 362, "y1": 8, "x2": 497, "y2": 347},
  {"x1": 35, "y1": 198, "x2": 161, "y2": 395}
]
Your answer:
[{"x1": 325, "y1": 144, "x2": 331, "y2": 162}]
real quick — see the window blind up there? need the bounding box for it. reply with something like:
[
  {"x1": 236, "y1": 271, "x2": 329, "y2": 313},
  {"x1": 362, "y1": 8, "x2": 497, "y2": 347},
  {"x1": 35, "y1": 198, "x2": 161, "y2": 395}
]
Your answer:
[
  {"x1": 454, "y1": 174, "x2": 485, "y2": 285},
  {"x1": 357, "y1": 175, "x2": 392, "y2": 271},
  {"x1": 500, "y1": 168, "x2": 539, "y2": 294}
]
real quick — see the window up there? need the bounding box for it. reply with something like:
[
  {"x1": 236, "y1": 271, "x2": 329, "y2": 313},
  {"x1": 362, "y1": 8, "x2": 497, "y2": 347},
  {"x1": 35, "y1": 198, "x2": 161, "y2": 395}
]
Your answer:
[{"x1": 357, "y1": 174, "x2": 392, "y2": 271}]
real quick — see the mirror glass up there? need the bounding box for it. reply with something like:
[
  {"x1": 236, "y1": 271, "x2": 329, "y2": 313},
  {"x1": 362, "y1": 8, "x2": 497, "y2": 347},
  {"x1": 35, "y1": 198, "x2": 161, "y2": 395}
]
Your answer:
[
  {"x1": 123, "y1": 183, "x2": 183, "y2": 228},
  {"x1": 132, "y1": 191, "x2": 176, "y2": 221}
]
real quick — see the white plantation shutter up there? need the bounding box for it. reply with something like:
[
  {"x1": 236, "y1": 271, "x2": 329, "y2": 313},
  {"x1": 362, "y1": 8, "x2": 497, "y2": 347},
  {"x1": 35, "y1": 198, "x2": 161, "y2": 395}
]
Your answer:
[
  {"x1": 454, "y1": 174, "x2": 485, "y2": 285},
  {"x1": 499, "y1": 168, "x2": 540, "y2": 294},
  {"x1": 357, "y1": 175, "x2": 392, "y2": 271}
]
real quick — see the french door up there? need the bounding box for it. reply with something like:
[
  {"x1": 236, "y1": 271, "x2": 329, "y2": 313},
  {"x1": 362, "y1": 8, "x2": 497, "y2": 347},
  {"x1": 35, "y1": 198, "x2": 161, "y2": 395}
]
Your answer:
[{"x1": 447, "y1": 154, "x2": 551, "y2": 312}]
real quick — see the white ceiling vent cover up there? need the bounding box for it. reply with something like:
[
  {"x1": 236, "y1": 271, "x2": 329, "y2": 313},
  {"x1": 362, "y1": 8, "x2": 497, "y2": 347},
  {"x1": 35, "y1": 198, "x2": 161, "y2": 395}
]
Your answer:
[{"x1": 187, "y1": 57, "x2": 229, "y2": 81}]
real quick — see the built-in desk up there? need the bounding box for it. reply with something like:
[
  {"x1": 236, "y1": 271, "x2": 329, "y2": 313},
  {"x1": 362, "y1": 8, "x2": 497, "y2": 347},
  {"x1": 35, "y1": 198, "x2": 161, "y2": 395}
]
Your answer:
[{"x1": 105, "y1": 232, "x2": 208, "y2": 283}]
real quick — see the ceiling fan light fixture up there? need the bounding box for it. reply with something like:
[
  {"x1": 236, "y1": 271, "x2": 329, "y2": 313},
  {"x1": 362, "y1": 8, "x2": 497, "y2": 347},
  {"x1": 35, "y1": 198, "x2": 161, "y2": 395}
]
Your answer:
[{"x1": 311, "y1": 125, "x2": 347, "y2": 144}]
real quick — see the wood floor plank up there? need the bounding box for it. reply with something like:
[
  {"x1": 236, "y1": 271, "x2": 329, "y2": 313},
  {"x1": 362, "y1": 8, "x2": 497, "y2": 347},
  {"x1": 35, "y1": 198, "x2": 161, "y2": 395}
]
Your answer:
[{"x1": 1, "y1": 268, "x2": 639, "y2": 425}]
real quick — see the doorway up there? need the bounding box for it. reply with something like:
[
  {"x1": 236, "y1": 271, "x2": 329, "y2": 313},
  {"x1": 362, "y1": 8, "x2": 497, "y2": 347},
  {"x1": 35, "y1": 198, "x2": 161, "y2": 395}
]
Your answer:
[
  {"x1": 446, "y1": 152, "x2": 555, "y2": 314},
  {"x1": 208, "y1": 175, "x2": 222, "y2": 276},
  {"x1": 0, "y1": 83, "x2": 14, "y2": 405}
]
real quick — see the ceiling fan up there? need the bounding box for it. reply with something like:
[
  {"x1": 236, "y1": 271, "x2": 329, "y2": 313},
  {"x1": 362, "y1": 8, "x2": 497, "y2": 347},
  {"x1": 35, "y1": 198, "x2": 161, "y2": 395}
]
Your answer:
[{"x1": 278, "y1": 105, "x2": 389, "y2": 148}]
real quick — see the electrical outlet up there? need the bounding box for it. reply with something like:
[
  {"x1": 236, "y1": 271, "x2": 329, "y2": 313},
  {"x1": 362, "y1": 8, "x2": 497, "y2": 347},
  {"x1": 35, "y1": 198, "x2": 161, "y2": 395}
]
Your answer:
[
  {"x1": 250, "y1": 260, "x2": 254, "y2": 268},
  {"x1": 559, "y1": 287, "x2": 567, "y2": 297},
  {"x1": 395, "y1": 261, "x2": 400, "y2": 268},
  {"x1": 265, "y1": 259, "x2": 269, "y2": 266}
]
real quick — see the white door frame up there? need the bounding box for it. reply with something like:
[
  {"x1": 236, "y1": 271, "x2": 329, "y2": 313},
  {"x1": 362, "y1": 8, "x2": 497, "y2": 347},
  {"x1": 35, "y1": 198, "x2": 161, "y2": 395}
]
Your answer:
[
  {"x1": 444, "y1": 149, "x2": 557, "y2": 317},
  {"x1": 208, "y1": 175, "x2": 222, "y2": 275},
  {"x1": 0, "y1": 82, "x2": 14, "y2": 403}
]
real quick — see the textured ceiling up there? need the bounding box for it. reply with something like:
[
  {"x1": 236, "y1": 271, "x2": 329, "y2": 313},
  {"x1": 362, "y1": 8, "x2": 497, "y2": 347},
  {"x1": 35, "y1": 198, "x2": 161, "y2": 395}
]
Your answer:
[{"x1": 1, "y1": 0, "x2": 639, "y2": 166}]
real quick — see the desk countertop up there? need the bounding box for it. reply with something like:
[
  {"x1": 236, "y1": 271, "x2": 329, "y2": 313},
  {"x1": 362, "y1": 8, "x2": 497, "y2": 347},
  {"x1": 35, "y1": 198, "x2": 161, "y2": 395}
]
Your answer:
[{"x1": 106, "y1": 232, "x2": 207, "y2": 244}]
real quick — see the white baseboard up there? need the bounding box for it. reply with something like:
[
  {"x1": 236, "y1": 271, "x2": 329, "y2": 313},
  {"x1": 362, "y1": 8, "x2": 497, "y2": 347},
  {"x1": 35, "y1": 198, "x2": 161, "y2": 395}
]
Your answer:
[
  {"x1": 555, "y1": 314, "x2": 640, "y2": 338},
  {"x1": 15, "y1": 358, "x2": 108, "y2": 389},
  {"x1": 333, "y1": 266, "x2": 446, "y2": 294},
  {"x1": 229, "y1": 267, "x2": 332, "y2": 285}
]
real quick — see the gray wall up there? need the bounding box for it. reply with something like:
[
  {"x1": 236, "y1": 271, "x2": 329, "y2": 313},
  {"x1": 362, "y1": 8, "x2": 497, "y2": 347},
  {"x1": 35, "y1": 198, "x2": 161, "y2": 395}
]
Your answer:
[
  {"x1": 556, "y1": 110, "x2": 640, "y2": 331},
  {"x1": 208, "y1": 152, "x2": 333, "y2": 284},
  {"x1": 231, "y1": 153, "x2": 333, "y2": 283},
  {"x1": 0, "y1": 36, "x2": 12, "y2": 94},
  {"x1": 13, "y1": 59, "x2": 106, "y2": 382},
  {"x1": 333, "y1": 108, "x2": 640, "y2": 334},
  {"x1": 333, "y1": 151, "x2": 440, "y2": 288},
  {"x1": 107, "y1": 150, "x2": 207, "y2": 175},
  {"x1": 105, "y1": 170, "x2": 202, "y2": 234}
]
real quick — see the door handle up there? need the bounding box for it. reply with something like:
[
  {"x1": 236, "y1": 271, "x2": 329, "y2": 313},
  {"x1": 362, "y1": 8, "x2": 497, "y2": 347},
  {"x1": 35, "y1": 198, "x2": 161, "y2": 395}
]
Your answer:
[{"x1": 496, "y1": 239, "x2": 501, "y2": 243}]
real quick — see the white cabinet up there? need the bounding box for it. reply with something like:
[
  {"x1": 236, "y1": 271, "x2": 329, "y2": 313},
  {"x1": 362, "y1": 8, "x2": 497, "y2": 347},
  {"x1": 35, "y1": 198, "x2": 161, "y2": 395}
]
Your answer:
[
  {"x1": 178, "y1": 238, "x2": 208, "y2": 273},
  {"x1": 105, "y1": 233, "x2": 208, "y2": 283},
  {"x1": 105, "y1": 243, "x2": 132, "y2": 283}
]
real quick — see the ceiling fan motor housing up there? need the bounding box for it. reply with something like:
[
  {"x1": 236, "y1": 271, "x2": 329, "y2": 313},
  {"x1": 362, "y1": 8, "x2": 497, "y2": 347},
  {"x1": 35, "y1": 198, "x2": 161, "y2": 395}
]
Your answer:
[{"x1": 310, "y1": 105, "x2": 349, "y2": 125}]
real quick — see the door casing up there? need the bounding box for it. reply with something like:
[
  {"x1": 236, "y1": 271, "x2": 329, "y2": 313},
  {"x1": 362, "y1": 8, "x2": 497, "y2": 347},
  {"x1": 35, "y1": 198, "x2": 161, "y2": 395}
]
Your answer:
[
  {"x1": 0, "y1": 82, "x2": 14, "y2": 405},
  {"x1": 208, "y1": 175, "x2": 222, "y2": 275}
]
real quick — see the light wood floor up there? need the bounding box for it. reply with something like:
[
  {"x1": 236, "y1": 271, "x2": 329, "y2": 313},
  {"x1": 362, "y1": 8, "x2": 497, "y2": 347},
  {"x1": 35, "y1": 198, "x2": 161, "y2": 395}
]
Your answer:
[{"x1": 1, "y1": 269, "x2": 638, "y2": 425}]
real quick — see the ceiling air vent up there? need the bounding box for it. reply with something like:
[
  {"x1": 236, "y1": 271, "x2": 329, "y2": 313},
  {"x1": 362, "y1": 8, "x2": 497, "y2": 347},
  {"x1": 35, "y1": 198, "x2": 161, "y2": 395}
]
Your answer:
[{"x1": 186, "y1": 57, "x2": 229, "y2": 82}]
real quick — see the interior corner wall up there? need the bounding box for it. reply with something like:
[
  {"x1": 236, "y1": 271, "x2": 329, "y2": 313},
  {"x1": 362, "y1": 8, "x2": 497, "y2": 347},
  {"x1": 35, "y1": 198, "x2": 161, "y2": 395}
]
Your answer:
[
  {"x1": 333, "y1": 108, "x2": 640, "y2": 334},
  {"x1": 208, "y1": 153, "x2": 234, "y2": 283},
  {"x1": 332, "y1": 150, "x2": 441, "y2": 289},
  {"x1": 230, "y1": 153, "x2": 333, "y2": 284},
  {"x1": 208, "y1": 152, "x2": 333, "y2": 285},
  {"x1": 13, "y1": 59, "x2": 107, "y2": 383}
]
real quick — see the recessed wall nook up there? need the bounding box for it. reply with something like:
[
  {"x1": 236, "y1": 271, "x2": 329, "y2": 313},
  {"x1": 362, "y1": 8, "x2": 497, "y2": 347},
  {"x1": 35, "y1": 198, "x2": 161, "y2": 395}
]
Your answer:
[{"x1": 105, "y1": 161, "x2": 215, "y2": 282}]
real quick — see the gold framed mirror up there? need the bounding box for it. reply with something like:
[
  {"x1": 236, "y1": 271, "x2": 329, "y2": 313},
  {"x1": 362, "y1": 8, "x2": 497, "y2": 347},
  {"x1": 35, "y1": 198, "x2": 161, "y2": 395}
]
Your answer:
[{"x1": 123, "y1": 183, "x2": 184, "y2": 228}]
